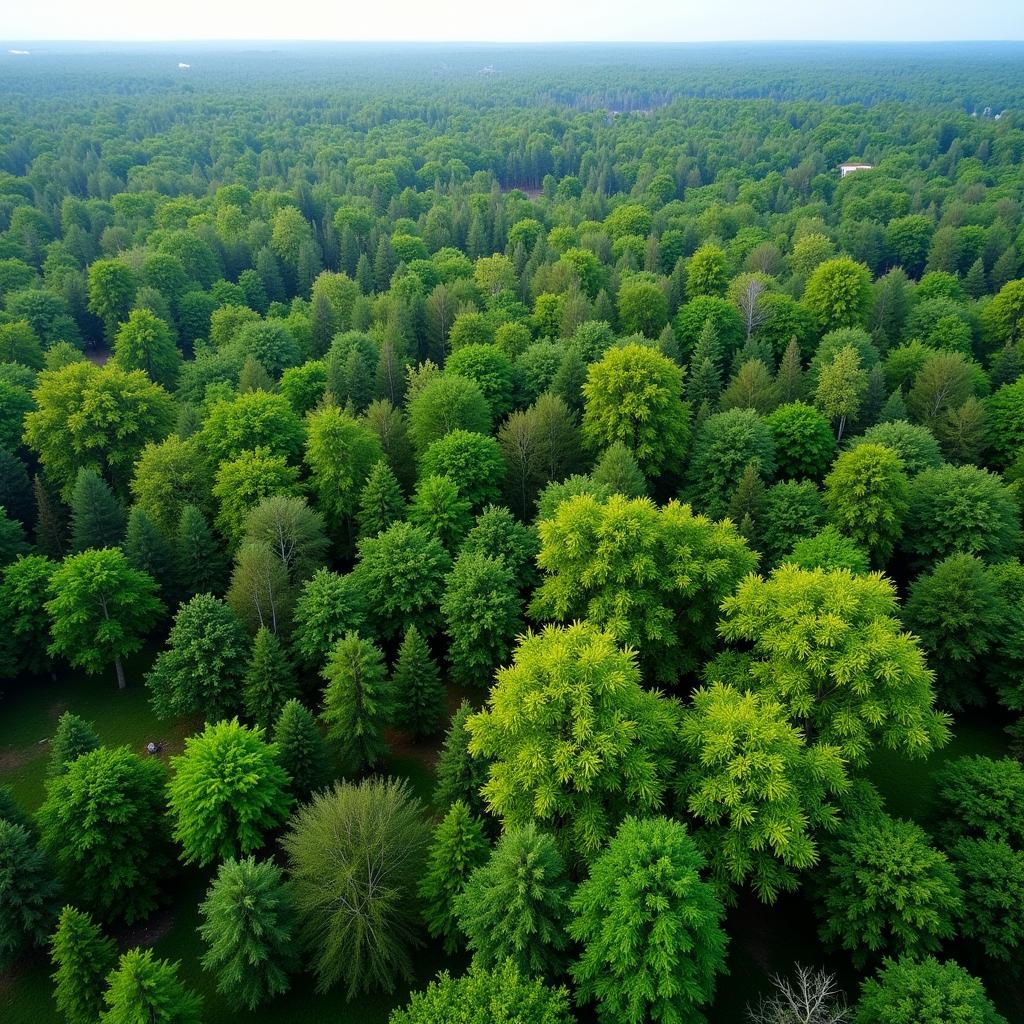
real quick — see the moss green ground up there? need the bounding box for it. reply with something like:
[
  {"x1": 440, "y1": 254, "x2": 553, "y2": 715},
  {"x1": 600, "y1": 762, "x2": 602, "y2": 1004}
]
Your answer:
[{"x1": 1, "y1": 665, "x2": 1018, "y2": 1023}]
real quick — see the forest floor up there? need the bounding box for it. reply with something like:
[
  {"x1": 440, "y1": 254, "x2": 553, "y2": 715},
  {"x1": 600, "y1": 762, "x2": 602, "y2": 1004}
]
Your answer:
[{"x1": 1, "y1": 665, "x2": 1020, "y2": 1023}]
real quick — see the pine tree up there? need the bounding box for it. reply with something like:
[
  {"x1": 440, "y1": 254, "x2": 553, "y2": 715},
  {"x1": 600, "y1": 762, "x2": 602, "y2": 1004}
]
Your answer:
[
  {"x1": 591, "y1": 441, "x2": 648, "y2": 497},
  {"x1": 320, "y1": 632, "x2": 392, "y2": 774},
  {"x1": 198, "y1": 856, "x2": 297, "y2": 1010},
  {"x1": 70, "y1": 468, "x2": 124, "y2": 552},
  {"x1": 774, "y1": 337, "x2": 805, "y2": 404},
  {"x1": 47, "y1": 711, "x2": 100, "y2": 778},
  {"x1": 51, "y1": 906, "x2": 118, "y2": 1024},
  {"x1": 175, "y1": 504, "x2": 227, "y2": 599},
  {"x1": 963, "y1": 258, "x2": 988, "y2": 299},
  {"x1": 418, "y1": 801, "x2": 489, "y2": 954},
  {"x1": 100, "y1": 948, "x2": 202, "y2": 1024},
  {"x1": 728, "y1": 462, "x2": 766, "y2": 546},
  {"x1": 33, "y1": 473, "x2": 66, "y2": 559},
  {"x1": 356, "y1": 459, "x2": 405, "y2": 539},
  {"x1": 124, "y1": 506, "x2": 177, "y2": 605},
  {"x1": 860, "y1": 364, "x2": 888, "y2": 428},
  {"x1": 391, "y1": 625, "x2": 446, "y2": 738},
  {"x1": 242, "y1": 627, "x2": 299, "y2": 729},
  {"x1": 0, "y1": 448, "x2": 33, "y2": 530},
  {"x1": 0, "y1": 819, "x2": 60, "y2": 968},
  {"x1": 273, "y1": 699, "x2": 331, "y2": 802},
  {"x1": 434, "y1": 701, "x2": 490, "y2": 819},
  {"x1": 238, "y1": 356, "x2": 274, "y2": 394}
]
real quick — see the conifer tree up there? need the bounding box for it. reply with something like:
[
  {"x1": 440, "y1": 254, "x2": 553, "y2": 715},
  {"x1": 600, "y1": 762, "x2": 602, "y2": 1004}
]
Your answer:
[
  {"x1": 273, "y1": 699, "x2": 332, "y2": 802},
  {"x1": 356, "y1": 459, "x2": 405, "y2": 538},
  {"x1": 728, "y1": 462, "x2": 766, "y2": 546},
  {"x1": 417, "y1": 800, "x2": 489, "y2": 954},
  {"x1": 198, "y1": 856, "x2": 297, "y2": 1010},
  {"x1": 774, "y1": 337, "x2": 805, "y2": 403},
  {"x1": 47, "y1": 711, "x2": 100, "y2": 778},
  {"x1": 390, "y1": 624, "x2": 446, "y2": 738},
  {"x1": 123, "y1": 506, "x2": 177, "y2": 604},
  {"x1": 33, "y1": 473, "x2": 66, "y2": 559},
  {"x1": 434, "y1": 701, "x2": 490, "y2": 820},
  {"x1": 242, "y1": 626, "x2": 299, "y2": 729},
  {"x1": 0, "y1": 785, "x2": 31, "y2": 831},
  {"x1": 100, "y1": 948, "x2": 202, "y2": 1024},
  {"x1": 51, "y1": 906, "x2": 118, "y2": 1024},
  {"x1": 174, "y1": 504, "x2": 227, "y2": 599},
  {"x1": 591, "y1": 441, "x2": 648, "y2": 497},
  {"x1": 69, "y1": 467, "x2": 124, "y2": 552},
  {"x1": 320, "y1": 632, "x2": 392, "y2": 774},
  {"x1": 0, "y1": 819, "x2": 60, "y2": 968},
  {"x1": 408, "y1": 473, "x2": 472, "y2": 550}
]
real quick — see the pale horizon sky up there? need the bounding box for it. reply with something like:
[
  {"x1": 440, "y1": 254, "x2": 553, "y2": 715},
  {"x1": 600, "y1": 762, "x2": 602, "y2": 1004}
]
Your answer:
[{"x1": 3, "y1": 0, "x2": 1024, "y2": 44}]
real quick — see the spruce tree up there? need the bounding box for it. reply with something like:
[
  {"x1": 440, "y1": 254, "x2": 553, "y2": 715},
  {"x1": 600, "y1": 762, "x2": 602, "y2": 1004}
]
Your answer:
[
  {"x1": 591, "y1": 441, "x2": 648, "y2": 497},
  {"x1": 174, "y1": 504, "x2": 227, "y2": 599},
  {"x1": 47, "y1": 711, "x2": 100, "y2": 778},
  {"x1": 356, "y1": 459, "x2": 405, "y2": 539},
  {"x1": 273, "y1": 699, "x2": 332, "y2": 802},
  {"x1": 320, "y1": 632, "x2": 391, "y2": 774},
  {"x1": 0, "y1": 819, "x2": 60, "y2": 968},
  {"x1": 33, "y1": 473, "x2": 67, "y2": 559},
  {"x1": 51, "y1": 906, "x2": 118, "y2": 1024},
  {"x1": 391, "y1": 625, "x2": 446, "y2": 738},
  {"x1": 418, "y1": 800, "x2": 489, "y2": 954},
  {"x1": 774, "y1": 337, "x2": 805, "y2": 404},
  {"x1": 963, "y1": 257, "x2": 988, "y2": 299},
  {"x1": 198, "y1": 856, "x2": 297, "y2": 1010},
  {"x1": 434, "y1": 701, "x2": 490, "y2": 820},
  {"x1": 238, "y1": 356, "x2": 273, "y2": 394},
  {"x1": 70, "y1": 467, "x2": 124, "y2": 552},
  {"x1": 243, "y1": 627, "x2": 299, "y2": 729},
  {"x1": 0, "y1": 448, "x2": 33, "y2": 529},
  {"x1": 100, "y1": 948, "x2": 202, "y2": 1024},
  {"x1": 728, "y1": 462, "x2": 766, "y2": 547},
  {"x1": 124, "y1": 506, "x2": 177, "y2": 605}
]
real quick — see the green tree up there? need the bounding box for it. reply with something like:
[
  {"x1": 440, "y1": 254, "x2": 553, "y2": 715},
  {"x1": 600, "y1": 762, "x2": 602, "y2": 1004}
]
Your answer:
[
  {"x1": 467, "y1": 622, "x2": 678, "y2": 859},
  {"x1": 356, "y1": 459, "x2": 405, "y2": 538},
  {"x1": 0, "y1": 554, "x2": 56, "y2": 677},
  {"x1": 931, "y1": 756, "x2": 1024, "y2": 848},
  {"x1": 69, "y1": 468, "x2": 125, "y2": 552},
  {"x1": 242, "y1": 494, "x2": 329, "y2": 586},
  {"x1": 272, "y1": 699, "x2": 331, "y2": 802},
  {"x1": 441, "y1": 551, "x2": 522, "y2": 688},
  {"x1": 435, "y1": 701, "x2": 490, "y2": 820},
  {"x1": 764, "y1": 401, "x2": 836, "y2": 480},
  {"x1": 37, "y1": 746, "x2": 170, "y2": 922},
  {"x1": 113, "y1": 308, "x2": 181, "y2": 389},
  {"x1": 47, "y1": 711, "x2": 100, "y2": 778},
  {"x1": 391, "y1": 624, "x2": 446, "y2": 738},
  {"x1": 985, "y1": 377, "x2": 1024, "y2": 469},
  {"x1": 100, "y1": 948, "x2": 202, "y2": 1024},
  {"x1": 174, "y1": 504, "x2": 228, "y2": 598},
  {"x1": 814, "y1": 345, "x2": 867, "y2": 441},
  {"x1": 823, "y1": 443, "x2": 908, "y2": 565},
  {"x1": 981, "y1": 278, "x2": 1024, "y2": 349},
  {"x1": 802, "y1": 257, "x2": 873, "y2": 332},
  {"x1": 531, "y1": 494, "x2": 756, "y2": 681},
  {"x1": 591, "y1": 440, "x2": 648, "y2": 497},
  {"x1": 853, "y1": 955, "x2": 1006, "y2": 1024},
  {"x1": 146, "y1": 594, "x2": 249, "y2": 720},
  {"x1": 47, "y1": 548, "x2": 163, "y2": 689},
  {"x1": 855, "y1": 420, "x2": 943, "y2": 475},
  {"x1": 50, "y1": 906, "x2": 118, "y2": 1024},
  {"x1": 243, "y1": 626, "x2": 298, "y2": 729},
  {"x1": 418, "y1": 801, "x2": 489, "y2": 954},
  {"x1": 687, "y1": 243, "x2": 728, "y2": 297},
  {"x1": 131, "y1": 435, "x2": 213, "y2": 536},
  {"x1": 198, "y1": 856, "x2": 298, "y2": 1010},
  {"x1": 408, "y1": 473, "x2": 472, "y2": 550},
  {"x1": 0, "y1": 819, "x2": 59, "y2": 968},
  {"x1": 213, "y1": 447, "x2": 302, "y2": 541},
  {"x1": 582, "y1": 343, "x2": 690, "y2": 478},
  {"x1": 199, "y1": 391, "x2": 304, "y2": 467},
  {"x1": 678, "y1": 682, "x2": 848, "y2": 902},
  {"x1": 282, "y1": 778, "x2": 429, "y2": 996},
  {"x1": 617, "y1": 279, "x2": 668, "y2": 336},
  {"x1": 569, "y1": 816, "x2": 728, "y2": 1024},
  {"x1": 168, "y1": 719, "x2": 291, "y2": 866},
  {"x1": 408, "y1": 372, "x2": 492, "y2": 453},
  {"x1": 716, "y1": 564, "x2": 949, "y2": 766},
  {"x1": 420, "y1": 429, "x2": 505, "y2": 509},
  {"x1": 87, "y1": 259, "x2": 137, "y2": 340},
  {"x1": 291, "y1": 568, "x2": 366, "y2": 669},
  {"x1": 321, "y1": 632, "x2": 392, "y2": 774}
]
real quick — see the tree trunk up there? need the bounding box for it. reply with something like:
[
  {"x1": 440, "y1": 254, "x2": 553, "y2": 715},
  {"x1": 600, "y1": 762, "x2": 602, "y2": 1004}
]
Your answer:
[{"x1": 114, "y1": 655, "x2": 126, "y2": 690}]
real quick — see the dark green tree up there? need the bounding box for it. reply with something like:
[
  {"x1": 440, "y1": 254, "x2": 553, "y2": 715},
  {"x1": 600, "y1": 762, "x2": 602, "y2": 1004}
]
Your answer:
[
  {"x1": 50, "y1": 906, "x2": 118, "y2": 1024},
  {"x1": 390, "y1": 625, "x2": 446, "y2": 738},
  {"x1": 272, "y1": 699, "x2": 332, "y2": 802}
]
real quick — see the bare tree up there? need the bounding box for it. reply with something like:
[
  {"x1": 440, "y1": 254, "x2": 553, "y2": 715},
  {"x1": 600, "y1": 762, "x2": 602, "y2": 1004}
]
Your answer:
[
  {"x1": 738, "y1": 276, "x2": 767, "y2": 339},
  {"x1": 747, "y1": 965, "x2": 849, "y2": 1024}
]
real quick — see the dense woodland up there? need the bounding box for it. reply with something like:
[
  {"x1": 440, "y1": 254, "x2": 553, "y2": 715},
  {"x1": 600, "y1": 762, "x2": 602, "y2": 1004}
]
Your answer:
[{"x1": 2, "y1": 41, "x2": 1024, "y2": 1024}]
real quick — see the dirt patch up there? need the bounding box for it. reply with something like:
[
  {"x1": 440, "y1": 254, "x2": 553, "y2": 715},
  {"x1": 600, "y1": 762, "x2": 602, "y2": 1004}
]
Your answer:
[
  {"x1": 118, "y1": 904, "x2": 177, "y2": 950},
  {"x1": 0, "y1": 741, "x2": 46, "y2": 773}
]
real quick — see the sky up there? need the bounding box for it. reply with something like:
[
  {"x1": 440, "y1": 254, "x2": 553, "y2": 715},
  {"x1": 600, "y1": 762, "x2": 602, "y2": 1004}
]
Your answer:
[{"x1": 3, "y1": 0, "x2": 1024, "y2": 43}]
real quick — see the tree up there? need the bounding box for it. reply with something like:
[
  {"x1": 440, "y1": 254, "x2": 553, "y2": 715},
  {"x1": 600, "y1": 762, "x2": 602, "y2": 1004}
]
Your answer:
[
  {"x1": 420, "y1": 429, "x2": 505, "y2": 509},
  {"x1": 33, "y1": 473, "x2": 66, "y2": 559},
  {"x1": 69, "y1": 467, "x2": 125, "y2": 552},
  {"x1": 678, "y1": 682, "x2": 848, "y2": 903},
  {"x1": 213, "y1": 447, "x2": 302, "y2": 541},
  {"x1": 283, "y1": 778, "x2": 429, "y2": 996},
  {"x1": 441, "y1": 551, "x2": 522, "y2": 688},
  {"x1": 531, "y1": 494, "x2": 756, "y2": 681},
  {"x1": 435, "y1": 701, "x2": 490, "y2": 819},
  {"x1": 243, "y1": 626, "x2": 298, "y2": 729},
  {"x1": 37, "y1": 746, "x2": 170, "y2": 922},
  {"x1": 391, "y1": 624, "x2": 446, "y2": 738},
  {"x1": 853, "y1": 956, "x2": 1005, "y2": 1024},
  {"x1": 748, "y1": 965, "x2": 850, "y2": 1024},
  {"x1": 764, "y1": 402, "x2": 836, "y2": 480},
  {"x1": 199, "y1": 391, "x2": 305, "y2": 467},
  {"x1": 0, "y1": 819, "x2": 60, "y2": 968},
  {"x1": 687, "y1": 242, "x2": 728, "y2": 297},
  {"x1": 0, "y1": 554, "x2": 56, "y2": 677},
  {"x1": 985, "y1": 377, "x2": 1024, "y2": 469},
  {"x1": 408, "y1": 372, "x2": 492, "y2": 452},
  {"x1": 23, "y1": 362, "x2": 175, "y2": 498},
  {"x1": 304, "y1": 404, "x2": 383, "y2": 531},
  {"x1": 174, "y1": 504, "x2": 228, "y2": 599},
  {"x1": 446, "y1": 344, "x2": 519, "y2": 419},
  {"x1": 272, "y1": 699, "x2": 331, "y2": 802},
  {"x1": 722, "y1": 358, "x2": 779, "y2": 415},
  {"x1": 901, "y1": 464, "x2": 1021, "y2": 568},
  {"x1": 686, "y1": 408, "x2": 777, "y2": 519},
  {"x1": 789, "y1": 524, "x2": 870, "y2": 573},
  {"x1": 389, "y1": 960, "x2": 573, "y2": 1024},
  {"x1": 243, "y1": 494, "x2": 329, "y2": 586},
  {"x1": 716, "y1": 564, "x2": 949, "y2": 766},
  {"x1": 408, "y1": 473, "x2": 472, "y2": 550},
  {"x1": 320, "y1": 632, "x2": 392, "y2": 774},
  {"x1": 50, "y1": 906, "x2": 118, "y2": 1024},
  {"x1": 0, "y1": 506, "x2": 29, "y2": 567},
  {"x1": 815, "y1": 811, "x2": 962, "y2": 966},
  {"x1": 930, "y1": 756, "x2": 1024, "y2": 848},
  {"x1": 198, "y1": 856, "x2": 298, "y2": 1010},
  {"x1": 854, "y1": 420, "x2": 943, "y2": 475},
  {"x1": 814, "y1": 346, "x2": 867, "y2": 441},
  {"x1": 618, "y1": 279, "x2": 668, "y2": 336},
  {"x1": 130, "y1": 436, "x2": 213, "y2": 538},
  {"x1": 981, "y1": 278, "x2": 1024, "y2": 349},
  {"x1": 146, "y1": 594, "x2": 249, "y2": 720},
  {"x1": 467, "y1": 622, "x2": 677, "y2": 859},
  {"x1": 354, "y1": 522, "x2": 451, "y2": 639},
  {"x1": 823, "y1": 444, "x2": 908, "y2": 565},
  {"x1": 591, "y1": 440, "x2": 648, "y2": 497},
  {"x1": 47, "y1": 711, "x2": 100, "y2": 778},
  {"x1": 569, "y1": 816, "x2": 728, "y2": 1024},
  {"x1": 100, "y1": 948, "x2": 202, "y2": 1024},
  {"x1": 418, "y1": 801, "x2": 489, "y2": 954},
  {"x1": 357, "y1": 460, "x2": 405, "y2": 538},
  {"x1": 86, "y1": 259, "x2": 136, "y2": 340},
  {"x1": 802, "y1": 257, "x2": 872, "y2": 333},
  {"x1": 47, "y1": 548, "x2": 163, "y2": 689},
  {"x1": 113, "y1": 308, "x2": 181, "y2": 389},
  {"x1": 0, "y1": 318, "x2": 44, "y2": 368},
  {"x1": 582, "y1": 343, "x2": 690, "y2": 478},
  {"x1": 291, "y1": 568, "x2": 366, "y2": 669}
]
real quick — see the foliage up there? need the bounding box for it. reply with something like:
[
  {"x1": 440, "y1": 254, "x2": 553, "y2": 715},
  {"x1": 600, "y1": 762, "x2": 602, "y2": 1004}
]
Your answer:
[
  {"x1": 291, "y1": 568, "x2": 367, "y2": 668},
  {"x1": 390, "y1": 624, "x2": 446, "y2": 737},
  {"x1": 100, "y1": 948, "x2": 203, "y2": 1024},
  {"x1": 47, "y1": 711, "x2": 100, "y2": 778},
  {"x1": 764, "y1": 402, "x2": 836, "y2": 480},
  {"x1": 0, "y1": 818, "x2": 60, "y2": 968},
  {"x1": 272, "y1": 698, "x2": 332, "y2": 802},
  {"x1": 243, "y1": 626, "x2": 299, "y2": 728},
  {"x1": 50, "y1": 906, "x2": 118, "y2": 1024}
]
